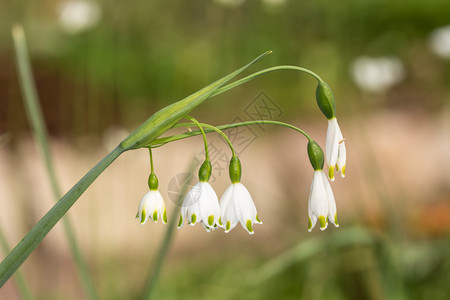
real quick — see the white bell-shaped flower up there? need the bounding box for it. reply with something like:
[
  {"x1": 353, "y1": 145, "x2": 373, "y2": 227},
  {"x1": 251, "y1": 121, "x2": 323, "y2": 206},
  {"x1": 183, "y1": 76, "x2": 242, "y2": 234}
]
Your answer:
[
  {"x1": 219, "y1": 183, "x2": 262, "y2": 234},
  {"x1": 136, "y1": 190, "x2": 167, "y2": 224},
  {"x1": 326, "y1": 117, "x2": 346, "y2": 181},
  {"x1": 308, "y1": 170, "x2": 339, "y2": 231},
  {"x1": 178, "y1": 182, "x2": 221, "y2": 231}
]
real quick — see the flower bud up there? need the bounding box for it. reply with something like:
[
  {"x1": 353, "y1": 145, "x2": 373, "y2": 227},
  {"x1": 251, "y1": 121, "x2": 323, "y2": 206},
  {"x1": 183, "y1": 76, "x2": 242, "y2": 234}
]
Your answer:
[
  {"x1": 307, "y1": 140, "x2": 324, "y2": 171},
  {"x1": 199, "y1": 159, "x2": 212, "y2": 182},
  {"x1": 316, "y1": 81, "x2": 336, "y2": 120},
  {"x1": 148, "y1": 172, "x2": 159, "y2": 190},
  {"x1": 229, "y1": 156, "x2": 242, "y2": 183}
]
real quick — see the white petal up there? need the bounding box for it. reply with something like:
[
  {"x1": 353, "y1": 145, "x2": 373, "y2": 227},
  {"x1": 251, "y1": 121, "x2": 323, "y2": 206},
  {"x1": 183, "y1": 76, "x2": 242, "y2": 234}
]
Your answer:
[
  {"x1": 180, "y1": 182, "x2": 204, "y2": 226},
  {"x1": 337, "y1": 139, "x2": 346, "y2": 177},
  {"x1": 220, "y1": 184, "x2": 239, "y2": 232},
  {"x1": 198, "y1": 182, "x2": 220, "y2": 227},
  {"x1": 308, "y1": 171, "x2": 329, "y2": 230},
  {"x1": 321, "y1": 172, "x2": 338, "y2": 227},
  {"x1": 310, "y1": 172, "x2": 329, "y2": 216},
  {"x1": 232, "y1": 183, "x2": 258, "y2": 233},
  {"x1": 326, "y1": 118, "x2": 339, "y2": 167}
]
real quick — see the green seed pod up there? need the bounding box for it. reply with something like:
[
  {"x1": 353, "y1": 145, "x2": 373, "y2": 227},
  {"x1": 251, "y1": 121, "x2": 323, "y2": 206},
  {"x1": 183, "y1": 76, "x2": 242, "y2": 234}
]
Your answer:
[
  {"x1": 307, "y1": 140, "x2": 324, "y2": 171},
  {"x1": 229, "y1": 156, "x2": 242, "y2": 184},
  {"x1": 316, "y1": 80, "x2": 336, "y2": 120},
  {"x1": 198, "y1": 159, "x2": 212, "y2": 182},
  {"x1": 148, "y1": 172, "x2": 159, "y2": 190}
]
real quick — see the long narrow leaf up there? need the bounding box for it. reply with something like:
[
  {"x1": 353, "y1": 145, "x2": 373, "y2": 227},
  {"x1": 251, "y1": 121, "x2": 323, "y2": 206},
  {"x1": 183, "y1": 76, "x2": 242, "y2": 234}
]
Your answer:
[
  {"x1": 0, "y1": 33, "x2": 270, "y2": 286},
  {"x1": 11, "y1": 25, "x2": 99, "y2": 299},
  {"x1": 121, "y1": 51, "x2": 271, "y2": 150}
]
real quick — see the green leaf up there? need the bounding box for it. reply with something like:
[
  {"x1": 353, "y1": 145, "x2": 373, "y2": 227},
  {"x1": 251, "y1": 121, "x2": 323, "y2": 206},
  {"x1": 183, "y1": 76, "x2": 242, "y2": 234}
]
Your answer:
[{"x1": 120, "y1": 51, "x2": 272, "y2": 150}]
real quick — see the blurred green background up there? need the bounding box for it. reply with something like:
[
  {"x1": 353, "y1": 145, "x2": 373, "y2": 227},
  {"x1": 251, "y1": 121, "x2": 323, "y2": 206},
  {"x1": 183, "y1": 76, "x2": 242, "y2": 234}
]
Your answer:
[{"x1": 1, "y1": 0, "x2": 449, "y2": 299}]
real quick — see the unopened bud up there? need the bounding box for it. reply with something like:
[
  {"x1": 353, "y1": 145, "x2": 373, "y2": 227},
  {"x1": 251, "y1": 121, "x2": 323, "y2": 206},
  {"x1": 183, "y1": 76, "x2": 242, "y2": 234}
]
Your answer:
[
  {"x1": 229, "y1": 156, "x2": 242, "y2": 183},
  {"x1": 307, "y1": 140, "x2": 324, "y2": 171},
  {"x1": 198, "y1": 159, "x2": 212, "y2": 182},
  {"x1": 148, "y1": 172, "x2": 159, "y2": 190},
  {"x1": 316, "y1": 81, "x2": 336, "y2": 119}
]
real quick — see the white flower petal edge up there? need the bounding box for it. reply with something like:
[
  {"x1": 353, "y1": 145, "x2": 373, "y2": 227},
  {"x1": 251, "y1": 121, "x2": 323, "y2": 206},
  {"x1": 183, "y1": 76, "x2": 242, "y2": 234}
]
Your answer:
[
  {"x1": 219, "y1": 183, "x2": 262, "y2": 234},
  {"x1": 325, "y1": 118, "x2": 346, "y2": 181},
  {"x1": 308, "y1": 170, "x2": 339, "y2": 232},
  {"x1": 136, "y1": 190, "x2": 167, "y2": 224},
  {"x1": 178, "y1": 182, "x2": 220, "y2": 231}
]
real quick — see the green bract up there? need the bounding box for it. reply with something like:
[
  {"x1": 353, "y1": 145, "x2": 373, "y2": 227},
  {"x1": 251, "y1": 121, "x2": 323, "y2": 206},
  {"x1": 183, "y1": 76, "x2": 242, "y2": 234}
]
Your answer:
[
  {"x1": 148, "y1": 172, "x2": 159, "y2": 190},
  {"x1": 199, "y1": 159, "x2": 212, "y2": 182},
  {"x1": 120, "y1": 52, "x2": 272, "y2": 150},
  {"x1": 307, "y1": 140, "x2": 325, "y2": 171},
  {"x1": 229, "y1": 156, "x2": 242, "y2": 183},
  {"x1": 316, "y1": 80, "x2": 336, "y2": 120}
]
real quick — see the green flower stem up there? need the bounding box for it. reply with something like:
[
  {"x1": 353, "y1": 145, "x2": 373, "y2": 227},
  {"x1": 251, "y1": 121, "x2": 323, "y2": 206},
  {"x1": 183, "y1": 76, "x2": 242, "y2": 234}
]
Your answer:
[
  {"x1": 185, "y1": 116, "x2": 210, "y2": 160},
  {"x1": 151, "y1": 120, "x2": 312, "y2": 147},
  {"x1": 140, "y1": 162, "x2": 195, "y2": 300},
  {"x1": 149, "y1": 148, "x2": 155, "y2": 173},
  {"x1": 12, "y1": 25, "x2": 99, "y2": 299},
  {"x1": 0, "y1": 145, "x2": 125, "y2": 287},
  {"x1": 210, "y1": 65, "x2": 322, "y2": 98},
  {"x1": 197, "y1": 123, "x2": 237, "y2": 157}
]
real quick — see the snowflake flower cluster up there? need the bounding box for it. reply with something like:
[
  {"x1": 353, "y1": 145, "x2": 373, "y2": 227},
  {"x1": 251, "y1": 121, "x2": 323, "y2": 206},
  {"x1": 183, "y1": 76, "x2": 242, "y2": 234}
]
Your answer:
[{"x1": 136, "y1": 78, "x2": 346, "y2": 234}]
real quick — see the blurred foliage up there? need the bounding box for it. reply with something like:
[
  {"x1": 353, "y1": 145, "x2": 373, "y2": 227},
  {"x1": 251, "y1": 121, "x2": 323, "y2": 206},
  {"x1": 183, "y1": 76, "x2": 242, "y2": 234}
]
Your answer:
[
  {"x1": 95, "y1": 227, "x2": 450, "y2": 300},
  {"x1": 1, "y1": 0, "x2": 450, "y2": 139}
]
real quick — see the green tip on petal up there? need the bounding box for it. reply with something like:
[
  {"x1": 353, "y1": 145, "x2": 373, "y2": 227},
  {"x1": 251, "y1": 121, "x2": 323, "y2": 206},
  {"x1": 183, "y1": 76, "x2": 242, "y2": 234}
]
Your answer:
[
  {"x1": 218, "y1": 217, "x2": 223, "y2": 226},
  {"x1": 163, "y1": 209, "x2": 168, "y2": 224},
  {"x1": 328, "y1": 166, "x2": 335, "y2": 181},
  {"x1": 191, "y1": 214, "x2": 197, "y2": 224},
  {"x1": 341, "y1": 165, "x2": 346, "y2": 177},
  {"x1": 226, "y1": 221, "x2": 231, "y2": 231},
  {"x1": 334, "y1": 213, "x2": 339, "y2": 227},
  {"x1": 177, "y1": 214, "x2": 183, "y2": 228},
  {"x1": 246, "y1": 220, "x2": 254, "y2": 233},
  {"x1": 140, "y1": 210, "x2": 146, "y2": 224},
  {"x1": 319, "y1": 216, "x2": 327, "y2": 230},
  {"x1": 308, "y1": 218, "x2": 312, "y2": 231},
  {"x1": 256, "y1": 214, "x2": 262, "y2": 223},
  {"x1": 208, "y1": 215, "x2": 214, "y2": 226},
  {"x1": 135, "y1": 212, "x2": 139, "y2": 219},
  {"x1": 152, "y1": 211, "x2": 158, "y2": 222}
]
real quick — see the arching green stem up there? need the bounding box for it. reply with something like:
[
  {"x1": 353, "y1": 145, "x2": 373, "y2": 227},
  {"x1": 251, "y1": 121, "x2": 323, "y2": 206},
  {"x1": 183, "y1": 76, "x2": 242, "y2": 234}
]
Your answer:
[
  {"x1": 151, "y1": 120, "x2": 311, "y2": 147},
  {"x1": 197, "y1": 123, "x2": 237, "y2": 157},
  {"x1": 185, "y1": 116, "x2": 210, "y2": 160},
  {"x1": 210, "y1": 65, "x2": 322, "y2": 98}
]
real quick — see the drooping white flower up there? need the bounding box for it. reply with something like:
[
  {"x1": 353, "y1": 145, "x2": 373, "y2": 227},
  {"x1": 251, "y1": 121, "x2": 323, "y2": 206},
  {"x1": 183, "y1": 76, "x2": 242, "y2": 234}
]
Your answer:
[
  {"x1": 326, "y1": 117, "x2": 346, "y2": 181},
  {"x1": 308, "y1": 170, "x2": 339, "y2": 231},
  {"x1": 219, "y1": 183, "x2": 262, "y2": 234},
  {"x1": 178, "y1": 182, "x2": 221, "y2": 231},
  {"x1": 136, "y1": 190, "x2": 167, "y2": 224}
]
